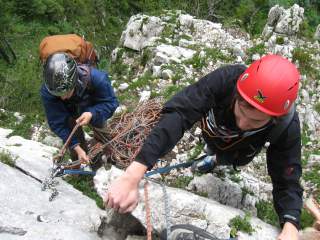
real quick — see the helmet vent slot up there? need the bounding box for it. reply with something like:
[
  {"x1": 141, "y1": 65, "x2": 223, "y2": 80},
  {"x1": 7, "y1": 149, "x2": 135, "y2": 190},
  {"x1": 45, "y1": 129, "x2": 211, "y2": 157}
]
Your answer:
[
  {"x1": 287, "y1": 82, "x2": 298, "y2": 91},
  {"x1": 256, "y1": 60, "x2": 262, "y2": 72}
]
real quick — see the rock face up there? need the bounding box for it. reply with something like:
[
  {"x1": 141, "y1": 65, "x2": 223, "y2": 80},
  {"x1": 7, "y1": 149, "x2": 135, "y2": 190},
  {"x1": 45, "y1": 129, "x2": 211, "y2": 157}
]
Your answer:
[
  {"x1": 262, "y1": 4, "x2": 304, "y2": 39},
  {"x1": 120, "y1": 14, "x2": 164, "y2": 51},
  {"x1": 94, "y1": 167, "x2": 279, "y2": 240},
  {"x1": 187, "y1": 171, "x2": 273, "y2": 215},
  {"x1": 0, "y1": 128, "x2": 107, "y2": 240}
]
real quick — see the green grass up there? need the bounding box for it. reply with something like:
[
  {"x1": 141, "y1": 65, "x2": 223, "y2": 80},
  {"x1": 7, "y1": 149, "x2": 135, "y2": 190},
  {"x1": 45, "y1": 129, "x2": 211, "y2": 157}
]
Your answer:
[
  {"x1": 292, "y1": 48, "x2": 313, "y2": 75},
  {"x1": 245, "y1": 43, "x2": 266, "y2": 64},
  {"x1": 229, "y1": 173, "x2": 242, "y2": 183},
  {"x1": 0, "y1": 150, "x2": 16, "y2": 167},
  {"x1": 140, "y1": 48, "x2": 153, "y2": 67},
  {"x1": 275, "y1": 36, "x2": 285, "y2": 45},
  {"x1": 128, "y1": 71, "x2": 154, "y2": 90},
  {"x1": 154, "y1": 84, "x2": 185, "y2": 100},
  {"x1": 256, "y1": 200, "x2": 278, "y2": 226},
  {"x1": 187, "y1": 142, "x2": 205, "y2": 160},
  {"x1": 64, "y1": 175, "x2": 104, "y2": 209},
  {"x1": 303, "y1": 164, "x2": 320, "y2": 193},
  {"x1": 184, "y1": 47, "x2": 233, "y2": 70},
  {"x1": 241, "y1": 187, "x2": 254, "y2": 199},
  {"x1": 229, "y1": 212, "x2": 255, "y2": 237},
  {"x1": 301, "y1": 208, "x2": 315, "y2": 229},
  {"x1": 315, "y1": 102, "x2": 320, "y2": 114},
  {"x1": 0, "y1": 111, "x2": 44, "y2": 139},
  {"x1": 167, "y1": 175, "x2": 193, "y2": 189}
]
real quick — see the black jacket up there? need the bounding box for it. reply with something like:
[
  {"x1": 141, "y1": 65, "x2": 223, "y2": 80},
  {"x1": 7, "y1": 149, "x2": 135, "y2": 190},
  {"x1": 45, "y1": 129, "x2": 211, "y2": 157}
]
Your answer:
[{"x1": 135, "y1": 64, "x2": 303, "y2": 228}]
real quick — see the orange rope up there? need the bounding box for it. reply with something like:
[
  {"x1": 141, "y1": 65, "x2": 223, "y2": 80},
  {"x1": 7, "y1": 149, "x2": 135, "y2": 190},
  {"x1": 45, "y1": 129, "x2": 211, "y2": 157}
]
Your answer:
[{"x1": 144, "y1": 181, "x2": 152, "y2": 240}]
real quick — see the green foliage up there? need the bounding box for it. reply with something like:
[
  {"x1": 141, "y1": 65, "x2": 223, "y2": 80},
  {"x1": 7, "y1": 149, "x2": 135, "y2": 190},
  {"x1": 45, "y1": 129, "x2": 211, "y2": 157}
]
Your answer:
[
  {"x1": 0, "y1": 1, "x2": 14, "y2": 33},
  {"x1": 276, "y1": 36, "x2": 285, "y2": 44},
  {"x1": 0, "y1": 0, "x2": 319, "y2": 120},
  {"x1": 301, "y1": 208, "x2": 315, "y2": 229},
  {"x1": 228, "y1": 168, "x2": 242, "y2": 183},
  {"x1": 15, "y1": 0, "x2": 65, "y2": 22},
  {"x1": 187, "y1": 142, "x2": 205, "y2": 160},
  {"x1": 256, "y1": 200, "x2": 279, "y2": 226},
  {"x1": 234, "y1": 0, "x2": 270, "y2": 35},
  {"x1": 229, "y1": 212, "x2": 255, "y2": 237},
  {"x1": 245, "y1": 43, "x2": 266, "y2": 64},
  {"x1": 64, "y1": 175, "x2": 104, "y2": 209},
  {"x1": 184, "y1": 47, "x2": 232, "y2": 70},
  {"x1": 241, "y1": 187, "x2": 254, "y2": 199},
  {"x1": 128, "y1": 71, "x2": 154, "y2": 90},
  {"x1": 303, "y1": 164, "x2": 320, "y2": 191},
  {"x1": 315, "y1": 102, "x2": 320, "y2": 114},
  {"x1": 229, "y1": 173, "x2": 242, "y2": 183},
  {"x1": 140, "y1": 48, "x2": 153, "y2": 67},
  {"x1": 292, "y1": 48, "x2": 313, "y2": 74},
  {"x1": 167, "y1": 175, "x2": 193, "y2": 189},
  {"x1": 0, "y1": 150, "x2": 16, "y2": 167},
  {"x1": 161, "y1": 63, "x2": 186, "y2": 84},
  {"x1": 0, "y1": 111, "x2": 43, "y2": 139},
  {"x1": 159, "y1": 85, "x2": 185, "y2": 100}
]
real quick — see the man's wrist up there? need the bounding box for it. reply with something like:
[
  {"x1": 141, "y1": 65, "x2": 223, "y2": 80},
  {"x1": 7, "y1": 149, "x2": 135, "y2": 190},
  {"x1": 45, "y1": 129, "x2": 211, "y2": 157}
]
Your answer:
[
  {"x1": 73, "y1": 145, "x2": 84, "y2": 154},
  {"x1": 283, "y1": 221, "x2": 299, "y2": 231},
  {"x1": 125, "y1": 161, "x2": 148, "y2": 184},
  {"x1": 281, "y1": 214, "x2": 300, "y2": 230}
]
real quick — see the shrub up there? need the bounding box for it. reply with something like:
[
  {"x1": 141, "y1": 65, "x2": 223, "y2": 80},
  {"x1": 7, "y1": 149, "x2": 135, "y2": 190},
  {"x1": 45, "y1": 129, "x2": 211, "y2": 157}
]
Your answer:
[
  {"x1": 292, "y1": 48, "x2": 313, "y2": 74},
  {"x1": 229, "y1": 212, "x2": 255, "y2": 237}
]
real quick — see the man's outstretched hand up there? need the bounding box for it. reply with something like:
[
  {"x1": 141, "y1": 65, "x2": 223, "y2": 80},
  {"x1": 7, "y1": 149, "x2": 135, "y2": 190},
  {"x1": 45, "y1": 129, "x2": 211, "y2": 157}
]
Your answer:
[
  {"x1": 104, "y1": 161, "x2": 147, "y2": 213},
  {"x1": 76, "y1": 112, "x2": 92, "y2": 126}
]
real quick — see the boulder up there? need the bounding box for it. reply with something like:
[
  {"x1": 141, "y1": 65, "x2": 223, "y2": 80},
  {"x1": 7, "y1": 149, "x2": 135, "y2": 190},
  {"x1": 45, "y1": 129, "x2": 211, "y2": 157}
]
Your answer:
[{"x1": 94, "y1": 167, "x2": 279, "y2": 240}]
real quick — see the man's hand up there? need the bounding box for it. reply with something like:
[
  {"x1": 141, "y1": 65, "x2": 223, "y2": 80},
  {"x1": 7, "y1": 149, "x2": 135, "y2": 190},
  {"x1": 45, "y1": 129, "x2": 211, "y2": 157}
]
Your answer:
[
  {"x1": 277, "y1": 222, "x2": 299, "y2": 240},
  {"x1": 74, "y1": 145, "x2": 89, "y2": 164},
  {"x1": 105, "y1": 161, "x2": 147, "y2": 213},
  {"x1": 76, "y1": 112, "x2": 92, "y2": 126}
]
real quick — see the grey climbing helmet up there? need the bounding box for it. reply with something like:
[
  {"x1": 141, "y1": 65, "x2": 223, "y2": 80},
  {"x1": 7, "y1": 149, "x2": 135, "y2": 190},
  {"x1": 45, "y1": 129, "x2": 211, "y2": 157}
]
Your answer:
[{"x1": 43, "y1": 52, "x2": 78, "y2": 97}]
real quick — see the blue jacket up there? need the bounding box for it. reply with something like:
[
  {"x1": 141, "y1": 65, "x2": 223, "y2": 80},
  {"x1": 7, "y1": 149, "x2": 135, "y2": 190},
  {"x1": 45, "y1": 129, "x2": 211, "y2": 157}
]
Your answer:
[{"x1": 40, "y1": 66, "x2": 119, "y2": 148}]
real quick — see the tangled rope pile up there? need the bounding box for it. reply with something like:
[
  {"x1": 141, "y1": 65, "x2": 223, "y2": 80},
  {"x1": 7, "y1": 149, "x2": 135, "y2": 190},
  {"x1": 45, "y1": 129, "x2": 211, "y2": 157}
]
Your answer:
[{"x1": 104, "y1": 98, "x2": 163, "y2": 168}]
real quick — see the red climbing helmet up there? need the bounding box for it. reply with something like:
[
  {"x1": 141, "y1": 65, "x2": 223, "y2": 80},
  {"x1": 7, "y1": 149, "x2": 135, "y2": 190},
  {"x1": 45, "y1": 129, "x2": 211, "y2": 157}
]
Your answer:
[{"x1": 237, "y1": 54, "x2": 300, "y2": 116}]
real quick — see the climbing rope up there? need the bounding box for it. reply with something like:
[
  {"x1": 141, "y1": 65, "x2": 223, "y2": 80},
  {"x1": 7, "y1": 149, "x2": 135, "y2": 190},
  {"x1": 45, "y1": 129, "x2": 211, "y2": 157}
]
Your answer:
[{"x1": 144, "y1": 181, "x2": 152, "y2": 240}]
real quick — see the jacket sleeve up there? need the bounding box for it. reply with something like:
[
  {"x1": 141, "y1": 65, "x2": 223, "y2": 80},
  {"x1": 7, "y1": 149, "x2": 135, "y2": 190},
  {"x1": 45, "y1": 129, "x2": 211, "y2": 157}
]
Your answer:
[
  {"x1": 85, "y1": 69, "x2": 119, "y2": 128},
  {"x1": 266, "y1": 112, "x2": 303, "y2": 229},
  {"x1": 135, "y1": 64, "x2": 247, "y2": 169},
  {"x1": 40, "y1": 84, "x2": 79, "y2": 148}
]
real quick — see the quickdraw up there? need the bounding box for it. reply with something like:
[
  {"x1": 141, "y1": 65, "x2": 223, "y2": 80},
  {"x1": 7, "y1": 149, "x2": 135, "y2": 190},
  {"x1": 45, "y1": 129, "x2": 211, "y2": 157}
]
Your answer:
[{"x1": 41, "y1": 123, "x2": 104, "y2": 201}]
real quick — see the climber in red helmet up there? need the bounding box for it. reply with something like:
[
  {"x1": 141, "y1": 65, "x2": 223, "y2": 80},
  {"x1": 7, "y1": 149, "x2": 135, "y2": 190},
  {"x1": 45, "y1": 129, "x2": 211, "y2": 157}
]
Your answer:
[{"x1": 106, "y1": 54, "x2": 303, "y2": 240}]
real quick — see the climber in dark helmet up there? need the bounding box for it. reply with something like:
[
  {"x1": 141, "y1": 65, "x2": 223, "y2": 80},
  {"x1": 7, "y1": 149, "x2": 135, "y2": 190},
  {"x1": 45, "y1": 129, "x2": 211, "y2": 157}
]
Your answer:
[
  {"x1": 106, "y1": 54, "x2": 303, "y2": 240},
  {"x1": 40, "y1": 52, "x2": 118, "y2": 167}
]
